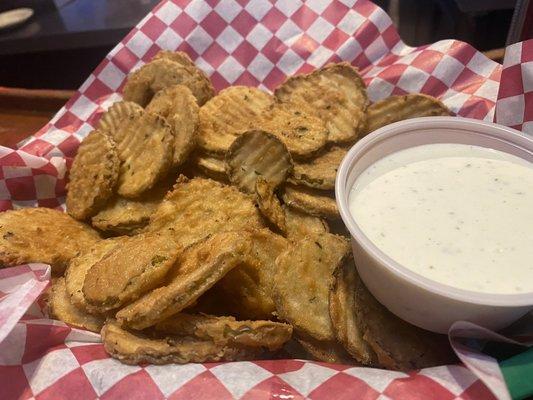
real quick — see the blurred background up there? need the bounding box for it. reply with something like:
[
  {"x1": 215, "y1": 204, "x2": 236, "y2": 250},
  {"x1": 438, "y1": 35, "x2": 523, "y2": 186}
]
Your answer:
[{"x1": 0, "y1": 0, "x2": 530, "y2": 144}]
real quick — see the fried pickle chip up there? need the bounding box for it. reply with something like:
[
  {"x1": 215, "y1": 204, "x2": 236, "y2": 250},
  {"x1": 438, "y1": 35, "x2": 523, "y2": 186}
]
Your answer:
[
  {"x1": 102, "y1": 320, "x2": 267, "y2": 365},
  {"x1": 255, "y1": 178, "x2": 286, "y2": 233},
  {"x1": 356, "y1": 277, "x2": 455, "y2": 370},
  {"x1": 296, "y1": 334, "x2": 354, "y2": 364},
  {"x1": 275, "y1": 62, "x2": 368, "y2": 143},
  {"x1": 364, "y1": 93, "x2": 451, "y2": 135},
  {"x1": 91, "y1": 182, "x2": 171, "y2": 235},
  {"x1": 109, "y1": 111, "x2": 174, "y2": 197},
  {"x1": 291, "y1": 146, "x2": 347, "y2": 190},
  {"x1": 0, "y1": 208, "x2": 100, "y2": 274},
  {"x1": 152, "y1": 50, "x2": 214, "y2": 105},
  {"x1": 282, "y1": 184, "x2": 339, "y2": 220},
  {"x1": 272, "y1": 233, "x2": 350, "y2": 341},
  {"x1": 226, "y1": 130, "x2": 293, "y2": 193},
  {"x1": 188, "y1": 152, "x2": 227, "y2": 182},
  {"x1": 197, "y1": 86, "x2": 274, "y2": 155},
  {"x1": 49, "y1": 278, "x2": 104, "y2": 332},
  {"x1": 123, "y1": 58, "x2": 213, "y2": 107},
  {"x1": 145, "y1": 177, "x2": 263, "y2": 247},
  {"x1": 259, "y1": 102, "x2": 328, "y2": 159},
  {"x1": 66, "y1": 130, "x2": 120, "y2": 220},
  {"x1": 329, "y1": 257, "x2": 377, "y2": 366},
  {"x1": 145, "y1": 84, "x2": 200, "y2": 166},
  {"x1": 65, "y1": 237, "x2": 125, "y2": 313},
  {"x1": 212, "y1": 229, "x2": 289, "y2": 319},
  {"x1": 83, "y1": 232, "x2": 181, "y2": 311},
  {"x1": 155, "y1": 314, "x2": 293, "y2": 349},
  {"x1": 97, "y1": 101, "x2": 143, "y2": 136},
  {"x1": 116, "y1": 231, "x2": 253, "y2": 329},
  {"x1": 284, "y1": 207, "x2": 329, "y2": 241}
]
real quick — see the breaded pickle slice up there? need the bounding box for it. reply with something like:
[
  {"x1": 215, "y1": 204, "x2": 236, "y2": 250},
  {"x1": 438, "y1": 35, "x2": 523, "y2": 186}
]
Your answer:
[{"x1": 66, "y1": 129, "x2": 119, "y2": 220}]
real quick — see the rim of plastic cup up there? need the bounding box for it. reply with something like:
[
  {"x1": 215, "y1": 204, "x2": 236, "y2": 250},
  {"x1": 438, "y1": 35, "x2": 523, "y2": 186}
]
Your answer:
[{"x1": 336, "y1": 116, "x2": 533, "y2": 307}]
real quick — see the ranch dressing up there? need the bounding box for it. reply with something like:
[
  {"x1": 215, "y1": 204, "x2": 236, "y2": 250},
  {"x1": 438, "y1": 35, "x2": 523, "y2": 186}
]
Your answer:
[{"x1": 349, "y1": 143, "x2": 533, "y2": 294}]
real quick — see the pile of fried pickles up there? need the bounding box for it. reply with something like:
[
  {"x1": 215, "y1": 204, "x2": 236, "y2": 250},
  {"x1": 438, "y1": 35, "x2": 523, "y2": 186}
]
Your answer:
[{"x1": 0, "y1": 51, "x2": 456, "y2": 370}]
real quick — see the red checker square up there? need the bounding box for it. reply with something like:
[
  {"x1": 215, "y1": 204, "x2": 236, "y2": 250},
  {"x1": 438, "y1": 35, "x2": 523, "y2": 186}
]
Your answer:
[
  {"x1": 262, "y1": 36, "x2": 289, "y2": 64},
  {"x1": 204, "y1": 0, "x2": 219, "y2": 7},
  {"x1": 390, "y1": 86, "x2": 409, "y2": 96},
  {"x1": 292, "y1": 34, "x2": 320, "y2": 60},
  {"x1": 142, "y1": 15, "x2": 167, "y2": 41},
  {"x1": 511, "y1": 123, "x2": 523, "y2": 131},
  {"x1": 101, "y1": 369, "x2": 164, "y2": 400},
  {"x1": 357, "y1": 1, "x2": 380, "y2": 17},
  {"x1": 57, "y1": 135, "x2": 84, "y2": 158},
  {"x1": 38, "y1": 198, "x2": 63, "y2": 209},
  {"x1": 498, "y1": 64, "x2": 524, "y2": 99},
  {"x1": 309, "y1": 372, "x2": 380, "y2": 400},
  {"x1": 291, "y1": 5, "x2": 319, "y2": 30},
  {"x1": 489, "y1": 68, "x2": 501, "y2": 81},
  {"x1": 141, "y1": 44, "x2": 164, "y2": 62},
  {"x1": 261, "y1": 8, "x2": 287, "y2": 33},
  {"x1": 241, "y1": 376, "x2": 304, "y2": 400},
  {"x1": 6, "y1": 176, "x2": 37, "y2": 201},
  {"x1": 448, "y1": 41, "x2": 476, "y2": 65},
  {"x1": 202, "y1": 42, "x2": 231, "y2": 69},
  {"x1": 523, "y1": 91, "x2": 533, "y2": 121},
  {"x1": 201, "y1": 11, "x2": 228, "y2": 39},
  {"x1": 381, "y1": 25, "x2": 400, "y2": 50},
  {"x1": 112, "y1": 46, "x2": 140, "y2": 73},
  {"x1": 421, "y1": 76, "x2": 449, "y2": 97},
  {"x1": 36, "y1": 368, "x2": 97, "y2": 400},
  {"x1": 33, "y1": 162, "x2": 58, "y2": 176},
  {"x1": 0, "y1": 200, "x2": 13, "y2": 211},
  {"x1": 322, "y1": 1, "x2": 350, "y2": 25},
  {"x1": 295, "y1": 62, "x2": 316, "y2": 75},
  {"x1": 322, "y1": 29, "x2": 350, "y2": 51},
  {"x1": 83, "y1": 79, "x2": 112, "y2": 103},
  {"x1": 22, "y1": 324, "x2": 71, "y2": 364},
  {"x1": 70, "y1": 344, "x2": 110, "y2": 365},
  {"x1": 174, "y1": 0, "x2": 192, "y2": 8},
  {"x1": 254, "y1": 359, "x2": 305, "y2": 374},
  {"x1": 457, "y1": 380, "x2": 498, "y2": 400},
  {"x1": 377, "y1": 64, "x2": 408, "y2": 85},
  {"x1": 170, "y1": 13, "x2": 198, "y2": 38},
  {"x1": 521, "y1": 40, "x2": 533, "y2": 63},
  {"x1": 176, "y1": 42, "x2": 199, "y2": 60},
  {"x1": 0, "y1": 365, "x2": 32, "y2": 400},
  {"x1": 263, "y1": 66, "x2": 286, "y2": 90},
  {"x1": 376, "y1": 53, "x2": 401, "y2": 67},
  {"x1": 121, "y1": 28, "x2": 140, "y2": 48},
  {"x1": 54, "y1": 111, "x2": 81, "y2": 131},
  {"x1": 169, "y1": 370, "x2": 233, "y2": 400},
  {"x1": 231, "y1": 10, "x2": 257, "y2": 37},
  {"x1": 0, "y1": 151, "x2": 25, "y2": 167},
  {"x1": 233, "y1": 41, "x2": 260, "y2": 66},
  {"x1": 234, "y1": 70, "x2": 261, "y2": 87},
  {"x1": 355, "y1": 21, "x2": 380, "y2": 49},
  {"x1": 209, "y1": 71, "x2": 231, "y2": 91},
  {"x1": 451, "y1": 68, "x2": 484, "y2": 94},
  {"x1": 18, "y1": 140, "x2": 54, "y2": 158},
  {"x1": 354, "y1": 51, "x2": 373, "y2": 69},
  {"x1": 384, "y1": 374, "x2": 455, "y2": 400},
  {"x1": 411, "y1": 50, "x2": 445, "y2": 74}
]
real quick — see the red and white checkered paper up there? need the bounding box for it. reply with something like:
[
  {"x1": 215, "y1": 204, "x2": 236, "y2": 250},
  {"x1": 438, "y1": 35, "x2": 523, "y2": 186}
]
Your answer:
[{"x1": 1, "y1": 0, "x2": 530, "y2": 398}]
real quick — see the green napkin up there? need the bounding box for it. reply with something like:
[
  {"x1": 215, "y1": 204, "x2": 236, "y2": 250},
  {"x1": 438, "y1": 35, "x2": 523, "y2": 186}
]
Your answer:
[{"x1": 500, "y1": 347, "x2": 533, "y2": 400}]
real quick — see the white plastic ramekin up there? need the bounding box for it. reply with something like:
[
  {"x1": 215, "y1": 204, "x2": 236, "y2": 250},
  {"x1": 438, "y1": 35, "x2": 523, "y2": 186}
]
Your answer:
[{"x1": 336, "y1": 116, "x2": 533, "y2": 334}]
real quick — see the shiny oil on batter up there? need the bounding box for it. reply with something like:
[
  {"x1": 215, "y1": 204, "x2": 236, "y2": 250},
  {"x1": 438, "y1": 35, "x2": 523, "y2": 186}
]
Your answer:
[{"x1": 350, "y1": 143, "x2": 533, "y2": 294}]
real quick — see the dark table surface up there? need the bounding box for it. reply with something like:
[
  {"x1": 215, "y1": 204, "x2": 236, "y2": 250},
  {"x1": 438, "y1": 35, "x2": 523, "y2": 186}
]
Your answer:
[{"x1": 0, "y1": 0, "x2": 160, "y2": 56}]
